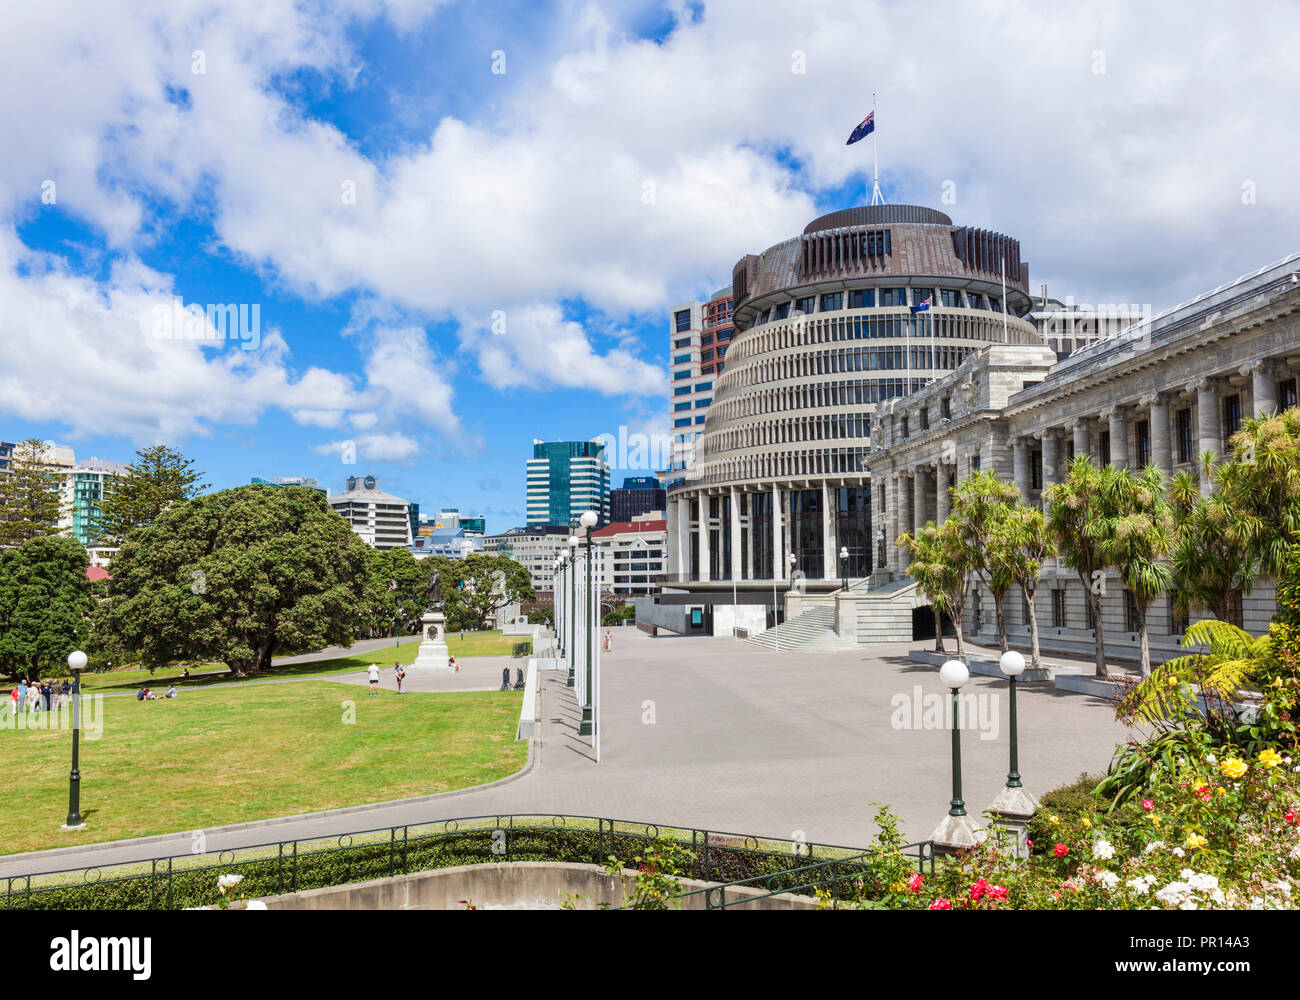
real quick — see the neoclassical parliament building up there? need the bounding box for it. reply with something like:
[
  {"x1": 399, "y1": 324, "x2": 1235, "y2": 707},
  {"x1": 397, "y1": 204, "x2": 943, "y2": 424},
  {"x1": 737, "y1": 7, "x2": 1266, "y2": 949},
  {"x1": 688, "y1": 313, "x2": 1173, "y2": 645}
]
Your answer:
[{"x1": 645, "y1": 203, "x2": 1300, "y2": 661}]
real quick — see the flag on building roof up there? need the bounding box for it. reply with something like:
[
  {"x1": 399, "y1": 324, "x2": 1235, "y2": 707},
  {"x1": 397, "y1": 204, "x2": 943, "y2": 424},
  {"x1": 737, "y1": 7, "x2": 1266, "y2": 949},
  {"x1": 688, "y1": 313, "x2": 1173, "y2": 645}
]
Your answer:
[{"x1": 845, "y1": 112, "x2": 875, "y2": 146}]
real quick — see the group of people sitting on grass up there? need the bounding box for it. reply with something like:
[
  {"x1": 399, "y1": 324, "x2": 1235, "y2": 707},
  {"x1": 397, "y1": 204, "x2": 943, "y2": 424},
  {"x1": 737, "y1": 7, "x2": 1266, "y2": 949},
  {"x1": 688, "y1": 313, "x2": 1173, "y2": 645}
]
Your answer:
[
  {"x1": 7, "y1": 678, "x2": 72, "y2": 715},
  {"x1": 137, "y1": 684, "x2": 178, "y2": 701}
]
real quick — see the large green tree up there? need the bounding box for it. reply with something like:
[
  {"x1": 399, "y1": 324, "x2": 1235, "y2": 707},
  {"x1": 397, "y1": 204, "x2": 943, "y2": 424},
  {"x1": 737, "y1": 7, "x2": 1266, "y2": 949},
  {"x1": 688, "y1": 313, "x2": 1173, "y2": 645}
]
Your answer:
[
  {"x1": 440, "y1": 554, "x2": 535, "y2": 631},
  {"x1": 1001, "y1": 502, "x2": 1056, "y2": 672},
  {"x1": 1212, "y1": 409, "x2": 1300, "y2": 581},
  {"x1": 360, "y1": 547, "x2": 427, "y2": 637},
  {"x1": 0, "y1": 438, "x2": 63, "y2": 548},
  {"x1": 95, "y1": 444, "x2": 206, "y2": 544},
  {"x1": 104, "y1": 485, "x2": 370, "y2": 675},
  {"x1": 1168, "y1": 467, "x2": 1261, "y2": 625},
  {"x1": 0, "y1": 535, "x2": 95, "y2": 681}
]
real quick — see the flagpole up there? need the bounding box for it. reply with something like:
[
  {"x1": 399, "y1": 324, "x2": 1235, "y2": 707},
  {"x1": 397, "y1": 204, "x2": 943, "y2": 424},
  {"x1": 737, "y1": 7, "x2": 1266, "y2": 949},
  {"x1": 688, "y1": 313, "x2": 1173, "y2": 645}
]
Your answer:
[
  {"x1": 871, "y1": 93, "x2": 883, "y2": 206},
  {"x1": 1001, "y1": 257, "x2": 1009, "y2": 345}
]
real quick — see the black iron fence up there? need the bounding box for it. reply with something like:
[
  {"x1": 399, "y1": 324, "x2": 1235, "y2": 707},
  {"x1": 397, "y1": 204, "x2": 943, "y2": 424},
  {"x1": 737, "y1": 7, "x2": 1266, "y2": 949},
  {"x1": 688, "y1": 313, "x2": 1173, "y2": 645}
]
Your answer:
[{"x1": 0, "y1": 814, "x2": 932, "y2": 911}]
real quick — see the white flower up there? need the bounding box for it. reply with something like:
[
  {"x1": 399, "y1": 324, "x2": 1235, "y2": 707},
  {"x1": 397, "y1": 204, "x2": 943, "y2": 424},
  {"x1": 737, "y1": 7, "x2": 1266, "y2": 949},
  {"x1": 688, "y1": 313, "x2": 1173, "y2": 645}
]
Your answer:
[
  {"x1": 1187, "y1": 873, "x2": 1219, "y2": 893},
  {"x1": 1172, "y1": 847, "x2": 1185, "y2": 857},
  {"x1": 244, "y1": 900, "x2": 267, "y2": 910},
  {"x1": 1096, "y1": 870, "x2": 1119, "y2": 890},
  {"x1": 1155, "y1": 881, "x2": 1193, "y2": 906},
  {"x1": 1143, "y1": 841, "x2": 1165, "y2": 854},
  {"x1": 1206, "y1": 754, "x2": 1217, "y2": 765},
  {"x1": 1127, "y1": 874, "x2": 1157, "y2": 894},
  {"x1": 217, "y1": 874, "x2": 244, "y2": 889},
  {"x1": 1093, "y1": 839, "x2": 1115, "y2": 860},
  {"x1": 1179, "y1": 899, "x2": 1199, "y2": 910}
]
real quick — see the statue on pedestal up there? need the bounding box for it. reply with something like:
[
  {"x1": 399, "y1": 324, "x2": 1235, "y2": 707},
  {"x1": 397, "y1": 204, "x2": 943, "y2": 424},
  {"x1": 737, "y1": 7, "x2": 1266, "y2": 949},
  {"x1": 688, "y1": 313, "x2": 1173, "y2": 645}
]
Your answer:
[{"x1": 409, "y1": 568, "x2": 453, "y2": 674}]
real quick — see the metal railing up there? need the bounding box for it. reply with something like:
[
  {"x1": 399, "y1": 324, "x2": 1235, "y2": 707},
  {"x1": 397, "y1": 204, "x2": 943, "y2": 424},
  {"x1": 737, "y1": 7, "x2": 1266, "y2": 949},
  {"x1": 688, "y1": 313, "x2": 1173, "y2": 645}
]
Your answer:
[{"x1": 0, "y1": 813, "x2": 931, "y2": 911}]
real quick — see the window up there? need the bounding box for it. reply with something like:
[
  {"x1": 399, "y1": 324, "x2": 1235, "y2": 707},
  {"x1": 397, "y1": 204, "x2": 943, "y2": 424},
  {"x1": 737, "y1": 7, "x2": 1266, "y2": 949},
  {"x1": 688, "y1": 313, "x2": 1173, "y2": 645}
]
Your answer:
[
  {"x1": 773, "y1": 302, "x2": 790, "y2": 320},
  {"x1": 1170, "y1": 598, "x2": 1189, "y2": 637},
  {"x1": 820, "y1": 292, "x2": 843, "y2": 312},
  {"x1": 673, "y1": 370, "x2": 690, "y2": 381},
  {"x1": 865, "y1": 229, "x2": 891, "y2": 256},
  {"x1": 1225, "y1": 590, "x2": 1244, "y2": 629},
  {"x1": 1030, "y1": 450, "x2": 1043, "y2": 490},
  {"x1": 901, "y1": 415, "x2": 909, "y2": 438},
  {"x1": 794, "y1": 296, "x2": 815, "y2": 315},
  {"x1": 674, "y1": 338, "x2": 691, "y2": 349},
  {"x1": 1052, "y1": 589, "x2": 1067, "y2": 628},
  {"x1": 701, "y1": 349, "x2": 714, "y2": 362},
  {"x1": 694, "y1": 399, "x2": 709, "y2": 408},
  {"x1": 940, "y1": 289, "x2": 961, "y2": 308},
  {"x1": 1135, "y1": 420, "x2": 1151, "y2": 467},
  {"x1": 1176, "y1": 409, "x2": 1193, "y2": 463},
  {"x1": 674, "y1": 386, "x2": 691, "y2": 396},
  {"x1": 880, "y1": 287, "x2": 907, "y2": 307},
  {"x1": 1124, "y1": 590, "x2": 1142, "y2": 632},
  {"x1": 673, "y1": 354, "x2": 691, "y2": 364},
  {"x1": 941, "y1": 396, "x2": 951, "y2": 419},
  {"x1": 674, "y1": 309, "x2": 692, "y2": 332},
  {"x1": 1279, "y1": 377, "x2": 1298, "y2": 411},
  {"x1": 701, "y1": 333, "x2": 714, "y2": 346},
  {"x1": 696, "y1": 381, "x2": 713, "y2": 392},
  {"x1": 912, "y1": 288, "x2": 936, "y2": 307},
  {"x1": 674, "y1": 402, "x2": 691, "y2": 412},
  {"x1": 1223, "y1": 394, "x2": 1242, "y2": 437},
  {"x1": 967, "y1": 292, "x2": 986, "y2": 310},
  {"x1": 674, "y1": 417, "x2": 692, "y2": 427},
  {"x1": 849, "y1": 289, "x2": 875, "y2": 309},
  {"x1": 694, "y1": 415, "x2": 705, "y2": 425},
  {"x1": 1098, "y1": 430, "x2": 1111, "y2": 467},
  {"x1": 989, "y1": 296, "x2": 1004, "y2": 313}
]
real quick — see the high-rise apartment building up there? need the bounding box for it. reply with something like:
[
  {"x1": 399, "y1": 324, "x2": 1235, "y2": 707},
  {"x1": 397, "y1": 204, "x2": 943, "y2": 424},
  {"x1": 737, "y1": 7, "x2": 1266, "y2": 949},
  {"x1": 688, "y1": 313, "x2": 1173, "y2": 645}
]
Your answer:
[
  {"x1": 329, "y1": 474, "x2": 413, "y2": 550},
  {"x1": 525, "y1": 439, "x2": 610, "y2": 526},
  {"x1": 609, "y1": 475, "x2": 667, "y2": 523},
  {"x1": 61, "y1": 458, "x2": 129, "y2": 546},
  {"x1": 668, "y1": 287, "x2": 734, "y2": 487}
]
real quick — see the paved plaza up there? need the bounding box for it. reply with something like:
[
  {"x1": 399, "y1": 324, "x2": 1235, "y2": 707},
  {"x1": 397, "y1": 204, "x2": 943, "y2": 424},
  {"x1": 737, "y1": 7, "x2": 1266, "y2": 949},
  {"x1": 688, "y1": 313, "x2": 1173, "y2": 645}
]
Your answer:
[{"x1": 0, "y1": 628, "x2": 1138, "y2": 876}]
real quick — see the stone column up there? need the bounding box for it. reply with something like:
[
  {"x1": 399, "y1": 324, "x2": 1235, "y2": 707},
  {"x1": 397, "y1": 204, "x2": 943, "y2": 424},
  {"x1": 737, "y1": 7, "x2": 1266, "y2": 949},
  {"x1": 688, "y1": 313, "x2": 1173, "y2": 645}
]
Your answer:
[
  {"x1": 1144, "y1": 393, "x2": 1172, "y2": 478},
  {"x1": 913, "y1": 467, "x2": 927, "y2": 535},
  {"x1": 1041, "y1": 431, "x2": 1061, "y2": 511},
  {"x1": 1103, "y1": 407, "x2": 1129, "y2": 469},
  {"x1": 1246, "y1": 360, "x2": 1277, "y2": 417},
  {"x1": 1192, "y1": 378, "x2": 1221, "y2": 495},
  {"x1": 1071, "y1": 418, "x2": 1091, "y2": 463},
  {"x1": 888, "y1": 474, "x2": 902, "y2": 573},
  {"x1": 698, "y1": 495, "x2": 711, "y2": 582},
  {"x1": 822, "y1": 481, "x2": 836, "y2": 582},
  {"x1": 936, "y1": 462, "x2": 951, "y2": 525},
  {"x1": 1012, "y1": 438, "x2": 1030, "y2": 500},
  {"x1": 676, "y1": 497, "x2": 691, "y2": 581},
  {"x1": 771, "y1": 485, "x2": 784, "y2": 580},
  {"x1": 666, "y1": 499, "x2": 680, "y2": 578},
  {"x1": 730, "y1": 486, "x2": 742, "y2": 583}
]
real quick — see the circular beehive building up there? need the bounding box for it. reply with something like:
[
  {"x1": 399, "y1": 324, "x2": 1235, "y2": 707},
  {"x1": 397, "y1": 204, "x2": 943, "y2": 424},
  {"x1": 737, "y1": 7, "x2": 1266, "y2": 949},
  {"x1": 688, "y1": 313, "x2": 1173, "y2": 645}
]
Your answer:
[{"x1": 662, "y1": 204, "x2": 1045, "y2": 622}]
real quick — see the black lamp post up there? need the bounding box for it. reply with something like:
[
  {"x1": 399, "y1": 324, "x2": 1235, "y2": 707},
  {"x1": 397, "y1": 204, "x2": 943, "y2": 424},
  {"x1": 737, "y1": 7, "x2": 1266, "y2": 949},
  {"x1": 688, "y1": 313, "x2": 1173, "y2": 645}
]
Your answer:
[
  {"x1": 999, "y1": 650, "x2": 1026, "y2": 789},
  {"x1": 567, "y1": 535, "x2": 578, "y2": 687},
  {"x1": 939, "y1": 659, "x2": 970, "y2": 817},
  {"x1": 62, "y1": 649, "x2": 88, "y2": 831},
  {"x1": 578, "y1": 510, "x2": 598, "y2": 736}
]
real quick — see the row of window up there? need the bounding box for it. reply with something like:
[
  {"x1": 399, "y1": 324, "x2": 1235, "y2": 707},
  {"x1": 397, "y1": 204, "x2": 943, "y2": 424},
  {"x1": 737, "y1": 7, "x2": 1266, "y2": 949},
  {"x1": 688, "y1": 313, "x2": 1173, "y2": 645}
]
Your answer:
[
  {"x1": 755, "y1": 288, "x2": 1003, "y2": 327},
  {"x1": 708, "y1": 377, "x2": 930, "y2": 427},
  {"x1": 672, "y1": 380, "x2": 713, "y2": 396},
  {"x1": 691, "y1": 446, "x2": 874, "y2": 486},
  {"x1": 723, "y1": 344, "x2": 978, "y2": 392},
  {"x1": 703, "y1": 412, "x2": 873, "y2": 457}
]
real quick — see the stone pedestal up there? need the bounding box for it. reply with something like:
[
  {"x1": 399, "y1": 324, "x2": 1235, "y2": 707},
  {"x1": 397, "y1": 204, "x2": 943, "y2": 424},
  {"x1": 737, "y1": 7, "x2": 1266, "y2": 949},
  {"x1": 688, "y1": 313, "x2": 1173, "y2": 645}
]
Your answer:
[
  {"x1": 408, "y1": 610, "x2": 453, "y2": 674},
  {"x1": 986, "y1": 785, "x2": 1041, "y2": 858},
  {"x1": 929, "y1": 813, "x2": 983, "y2": 856}
]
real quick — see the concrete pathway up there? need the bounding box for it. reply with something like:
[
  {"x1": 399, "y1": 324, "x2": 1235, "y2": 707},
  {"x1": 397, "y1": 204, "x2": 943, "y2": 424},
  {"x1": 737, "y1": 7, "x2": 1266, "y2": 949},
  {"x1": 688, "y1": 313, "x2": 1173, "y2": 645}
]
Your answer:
[{"x1": 0, "y1": 628, "x2": 1138, "y2": 877}]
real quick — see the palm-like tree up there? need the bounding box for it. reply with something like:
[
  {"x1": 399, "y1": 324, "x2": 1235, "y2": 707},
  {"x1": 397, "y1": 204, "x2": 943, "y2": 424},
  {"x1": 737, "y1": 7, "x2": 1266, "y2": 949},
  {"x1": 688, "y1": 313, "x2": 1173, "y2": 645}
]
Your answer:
[
  {"x1": 999, "y1": 502, "x2": 1056, "y2": 671},
  {"x1": 1045, "y1": 456, "x2": 1118, "y2": 677},
  {"x1": 1214, "y1": 409, "x2": 1300, "y2": 580},
  {"x1": 1102, "y1": 465, "x2": 1176, "y2": 677},
  {"x1": 949, "y1": 471, "x2": 1020, "y2": 653},
  {"x1": 1167, "y1": 467, "x2": 1261, "y2": 625},
  {"x1": 900, "y1": 519, "x2": 972, "y2": 655}
]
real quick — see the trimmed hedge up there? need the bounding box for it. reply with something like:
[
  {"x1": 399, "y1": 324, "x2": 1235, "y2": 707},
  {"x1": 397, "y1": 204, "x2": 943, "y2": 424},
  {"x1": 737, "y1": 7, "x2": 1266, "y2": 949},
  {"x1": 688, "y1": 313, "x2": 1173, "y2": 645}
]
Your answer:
[{"x1": 2, "y1": 826, "x2": 915, "y2": 910}]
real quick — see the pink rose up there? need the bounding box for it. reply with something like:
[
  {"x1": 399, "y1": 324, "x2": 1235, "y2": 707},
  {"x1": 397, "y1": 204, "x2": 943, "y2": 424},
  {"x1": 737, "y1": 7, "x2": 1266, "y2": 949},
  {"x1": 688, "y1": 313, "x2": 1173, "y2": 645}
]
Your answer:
[
  {"x1": 907, "y1": 873, "x2": 924, "y2": 892},
  {"x1": 928, "y1": 898, "x2": 952, "y2": 910}
]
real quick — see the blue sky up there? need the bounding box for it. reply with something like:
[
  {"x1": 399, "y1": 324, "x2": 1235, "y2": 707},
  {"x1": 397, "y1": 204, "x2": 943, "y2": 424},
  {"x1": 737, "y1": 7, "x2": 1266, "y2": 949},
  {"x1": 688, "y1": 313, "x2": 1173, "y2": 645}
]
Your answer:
[{"x1": 2, "y1": 0, "x2": 1297, "y2": 530}]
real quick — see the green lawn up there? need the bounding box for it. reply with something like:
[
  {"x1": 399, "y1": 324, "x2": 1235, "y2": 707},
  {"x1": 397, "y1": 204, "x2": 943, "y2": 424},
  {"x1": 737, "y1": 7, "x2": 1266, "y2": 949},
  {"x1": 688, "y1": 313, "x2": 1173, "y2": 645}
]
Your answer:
[
  {"x1": 0, "y1": 681, "x2": 526, "y2": 856},
  {"x1": 77, "y1": 630, "x2": 531, "y2": 693}
]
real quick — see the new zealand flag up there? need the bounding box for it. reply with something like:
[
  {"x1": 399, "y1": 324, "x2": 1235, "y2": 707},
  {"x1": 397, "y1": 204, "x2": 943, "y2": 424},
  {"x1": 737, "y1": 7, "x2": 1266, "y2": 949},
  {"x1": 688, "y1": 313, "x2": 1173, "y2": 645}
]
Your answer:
[{"x1": 845, "y1": 112, "x2": 875, "y2": 146}]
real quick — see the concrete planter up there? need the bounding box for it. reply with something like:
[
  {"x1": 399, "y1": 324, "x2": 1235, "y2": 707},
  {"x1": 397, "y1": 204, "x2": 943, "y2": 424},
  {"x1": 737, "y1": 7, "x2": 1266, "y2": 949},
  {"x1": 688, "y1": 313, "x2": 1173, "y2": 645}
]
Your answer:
[
  {"x1": 1052, "y1": 674, "x2": 1127, "y2": 699},
  {"x1": 907, "y1": 649, "x2": 1078, "y2": 684}
]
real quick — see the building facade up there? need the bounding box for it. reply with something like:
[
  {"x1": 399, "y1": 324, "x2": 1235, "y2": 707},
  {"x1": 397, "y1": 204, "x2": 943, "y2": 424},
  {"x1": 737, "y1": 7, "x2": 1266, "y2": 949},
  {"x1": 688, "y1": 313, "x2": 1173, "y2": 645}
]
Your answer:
[
  {"x1": 60, "y1": 458, "x2": 129, "y2": 546},
  {"x1": 869, "y1": 251, "x2": 1300, "y2": 661},
  {"x1": 486, "y1": 524, "x2": 572, "y2": 592},
  {"x1": 525, "y1": 439, "x2": 610, "y2": 526},
  {"x1": 669, "y1": 288, "x2": 734, "y2": 487},
  {"x1": 665, "y1": 204, "x2": 1044, "y2": 608},
  {"x1": 329, "y1": 475, "x2": 413, "y2": 550},
  {"x1": 609, "y1": 475, "x2": 667, "y2": 523},
  {"x1": 592, "y1": 515, "x2": 667, "y2": 596}
]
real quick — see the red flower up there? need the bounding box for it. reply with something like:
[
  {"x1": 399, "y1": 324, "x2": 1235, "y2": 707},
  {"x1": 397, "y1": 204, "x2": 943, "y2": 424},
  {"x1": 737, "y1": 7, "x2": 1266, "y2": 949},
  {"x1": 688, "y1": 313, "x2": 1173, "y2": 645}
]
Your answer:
[
  {"x1": 1141, "y1": 799, "x2": 1154, "y2": 811},
  {"x1": 988, "y1": 884, "x2": 1009, "y2": 900},
  {"x1": 1054, "y1": 843, "x2": 1069, "y2": 858},
  {"x1": 969, "y1": 878, "x2": 989, "y2": 901},
  {"x1": 907, "y1": 873, "x2": 924, "y2": 892},
  {"x1": 928, "y1": 898, "x2": 952, "y2": 910},
  {"x1": 1026, "y1": 839, "x2": 1034, "y2": 847},
  {"x1": 1195, "y1": 785, "x2": 1212, "y2": 803},
  {"x1": 1284, "y1": 809, "x2": 1298, "y2": 826}
]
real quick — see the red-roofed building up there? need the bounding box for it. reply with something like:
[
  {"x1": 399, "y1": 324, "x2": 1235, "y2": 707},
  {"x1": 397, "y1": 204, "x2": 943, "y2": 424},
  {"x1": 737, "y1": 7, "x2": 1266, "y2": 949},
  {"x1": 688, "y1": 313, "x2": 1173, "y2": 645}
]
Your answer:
[
  {"x1": 591, "y1": 515, "x2": 666, "y2": 596},
  {"x1": 86, "y1": 565, "x2": 112, "y2": 583}
]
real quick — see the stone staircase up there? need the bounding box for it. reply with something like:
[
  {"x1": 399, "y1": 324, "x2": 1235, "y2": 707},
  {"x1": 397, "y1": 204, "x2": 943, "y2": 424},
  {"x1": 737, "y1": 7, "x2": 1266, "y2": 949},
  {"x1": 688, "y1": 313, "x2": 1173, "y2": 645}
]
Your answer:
[{"x1": 744, "y1": 604, "x2": 858, "y2": 652}]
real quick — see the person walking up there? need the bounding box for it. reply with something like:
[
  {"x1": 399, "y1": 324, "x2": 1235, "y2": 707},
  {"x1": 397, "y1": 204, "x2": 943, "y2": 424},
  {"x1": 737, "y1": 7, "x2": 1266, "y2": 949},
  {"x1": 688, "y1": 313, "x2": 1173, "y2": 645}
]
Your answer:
[
  {"x1": 58, "y1": 679, "x2": 71, "y2": 710},
  {"x1": 41, "y1": 680, "x2": 52, "y2": 712},
  {"x1": 7, "y1": 685, "x2": 17, "y2": 716},
  {"x1": 394, "y1": 661, "x2": 406, "y2": 695},
  {"x1": 367, "y1": 662, "x2": 380, "y2": 695},
  {"x1": 17, "y1": 679, "x2": 27, "y2": 714}
]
